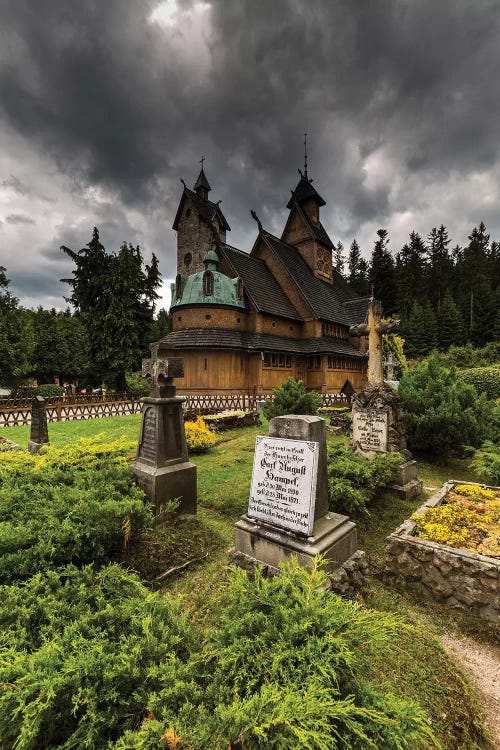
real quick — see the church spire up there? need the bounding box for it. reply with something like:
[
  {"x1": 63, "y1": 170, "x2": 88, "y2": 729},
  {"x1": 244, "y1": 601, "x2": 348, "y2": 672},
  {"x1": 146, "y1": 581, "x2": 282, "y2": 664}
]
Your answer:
[{"x1": 193, "y1": 156, "x2": 211, "y2": 200}]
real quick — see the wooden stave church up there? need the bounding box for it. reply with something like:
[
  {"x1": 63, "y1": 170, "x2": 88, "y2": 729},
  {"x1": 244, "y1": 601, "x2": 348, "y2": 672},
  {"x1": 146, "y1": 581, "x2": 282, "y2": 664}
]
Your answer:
[{"x1": 156, "y1": 164, "x2": 370, "y2": 397}]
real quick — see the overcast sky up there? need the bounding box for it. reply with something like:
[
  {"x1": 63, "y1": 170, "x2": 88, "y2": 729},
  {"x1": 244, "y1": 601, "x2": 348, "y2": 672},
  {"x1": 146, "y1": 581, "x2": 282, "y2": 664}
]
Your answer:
[{"x1": 1, "y1": 0, "x2": 500, "y2": 311}]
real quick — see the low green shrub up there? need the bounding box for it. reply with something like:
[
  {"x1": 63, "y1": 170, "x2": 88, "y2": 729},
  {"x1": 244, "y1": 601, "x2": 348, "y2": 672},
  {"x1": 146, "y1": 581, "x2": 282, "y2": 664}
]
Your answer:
[
  {"x1": 114, "y1": 560, "x2": 438, "y2": 749},
  {"x1": 263, "y1": 378, "x2": 322, "y2": 420},
  {"x1": 443, "y1": 341, "x2": 500, "y2": 368},
  {"x1": 458, "y1": 365, "x2": 500, "y2": 399},
  {"x1": 0, "y1": 437, "x2": 151, "y2": 582},
  {"x1": 399, "y1": 355, "x2": 491, "y2": 457},
  {"x1": 328, "y1": 444, "x2": 403, "y2": 516},
  {"x1": 0, "y1": 565, "x2": 191, "y2": 749}
]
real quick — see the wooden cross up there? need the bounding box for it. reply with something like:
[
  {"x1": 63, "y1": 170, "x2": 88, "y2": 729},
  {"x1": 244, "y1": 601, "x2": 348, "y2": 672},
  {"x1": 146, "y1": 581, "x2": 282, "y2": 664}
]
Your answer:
[
  {"x1": 200, "y1": 155, "x2": 205, "y2": 169},
  {"x1": 142, "y1": 357, "x2": 184, "y2": 398},
  {"x1": 349, "y1": 300, "x2": 399, "y2": 387}
]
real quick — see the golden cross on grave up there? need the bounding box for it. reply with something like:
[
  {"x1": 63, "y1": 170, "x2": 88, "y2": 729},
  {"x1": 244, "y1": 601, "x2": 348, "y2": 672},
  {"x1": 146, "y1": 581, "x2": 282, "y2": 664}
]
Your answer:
[
  {"x1": 349, "y1": 300, "x2": 399, "y2": 387},
  {"x1": 142, "y1": 357, "x2": 184, "y2": 398}
]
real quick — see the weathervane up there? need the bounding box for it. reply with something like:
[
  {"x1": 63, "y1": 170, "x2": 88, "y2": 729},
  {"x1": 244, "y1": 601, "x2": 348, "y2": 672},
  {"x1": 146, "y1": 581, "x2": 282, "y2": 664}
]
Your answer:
[{"x1": 303, "y1": 132, "x2": 308, "y2": 179}]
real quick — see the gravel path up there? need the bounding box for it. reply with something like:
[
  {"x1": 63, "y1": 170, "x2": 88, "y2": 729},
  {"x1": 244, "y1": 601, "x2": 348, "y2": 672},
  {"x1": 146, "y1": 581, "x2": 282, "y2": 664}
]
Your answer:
[{"x1": 440, "y1": 634, "x2": 500, "y2": 749}]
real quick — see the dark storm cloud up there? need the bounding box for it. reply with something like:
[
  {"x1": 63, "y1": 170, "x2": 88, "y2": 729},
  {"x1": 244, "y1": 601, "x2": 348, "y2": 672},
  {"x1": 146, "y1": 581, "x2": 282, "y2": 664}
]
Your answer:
[
  {"x1": 1, "y1": 0, "x2": 500, "y2": 306},
  {"x1": 5, "y1": 213, "x2": 35, "y2": 224}
]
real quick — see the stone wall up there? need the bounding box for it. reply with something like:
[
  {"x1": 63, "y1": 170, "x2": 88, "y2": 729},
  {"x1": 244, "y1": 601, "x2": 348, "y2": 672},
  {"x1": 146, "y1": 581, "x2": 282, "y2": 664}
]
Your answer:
[
  {"x1": 228, "y1": 548, "x2": 368, "y2": 599},
  {"x1": 384, "y1": 482, "x2": 500, "y2": 622}
]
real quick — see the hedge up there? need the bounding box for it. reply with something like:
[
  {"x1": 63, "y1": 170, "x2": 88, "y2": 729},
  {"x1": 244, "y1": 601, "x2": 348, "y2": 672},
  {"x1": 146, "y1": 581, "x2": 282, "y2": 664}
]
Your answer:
[{"x1": 457, "y1": 366, "x2": 500, "y2": 400}]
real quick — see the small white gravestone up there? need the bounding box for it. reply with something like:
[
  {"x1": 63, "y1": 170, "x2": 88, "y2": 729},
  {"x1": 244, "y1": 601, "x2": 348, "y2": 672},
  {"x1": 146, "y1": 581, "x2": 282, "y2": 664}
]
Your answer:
[
  {"x1": 248, "y1": 436, "x2": 319, "y2": 536},
  {"x1": 352, "y1": 408, "x2": 388, "y2": 453}
]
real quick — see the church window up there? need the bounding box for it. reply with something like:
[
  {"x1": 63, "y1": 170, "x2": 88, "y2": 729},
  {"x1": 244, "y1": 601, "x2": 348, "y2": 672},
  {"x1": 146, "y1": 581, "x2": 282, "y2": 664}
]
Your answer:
[
  {"x1": 263, "y1": 352, "x2": 291, "y2": 368},
  {"x1": 184, "y1": 252, "x2": 192, "y2": 268},
  {"x1": 178, "y1": 316, "x2": 182, "y2": 322},
  {"x1": 203, "y1": 270, "x2": 214, "y2": 296},
  {"x1": 205, "y1": 314, "x2": 211, "y2": 320},
  {"x1": 237, "y1": 317, "x2": 240, "y2": 323},
  {"x1": 308, "y1": 355, "x2": 321, "y2": 370},
  {"x1": 204, "y1": 358, "x2": 208, "y2": 370},
  {"x1": 186, "y1": 208, "x2": 191, "y2": 218},
  {"x1": 272, "y1": 322, "x2": 276, "y2": 328},
  {"x1": 175, "y1": 274, "x2": 183, "y2": 299},
  {"x1": 237, "y1": 278, "x2": 244, "y2": 299}
]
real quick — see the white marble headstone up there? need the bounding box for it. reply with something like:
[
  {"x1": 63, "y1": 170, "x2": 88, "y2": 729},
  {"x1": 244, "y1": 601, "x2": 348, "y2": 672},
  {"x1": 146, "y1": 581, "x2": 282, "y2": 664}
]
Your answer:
[{"x1": 248, "y1": 436, "x2": 319, "y2": 536}]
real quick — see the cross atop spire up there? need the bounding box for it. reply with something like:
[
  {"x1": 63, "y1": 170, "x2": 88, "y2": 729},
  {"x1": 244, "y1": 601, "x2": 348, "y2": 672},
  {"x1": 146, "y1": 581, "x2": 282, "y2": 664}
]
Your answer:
[{"x1": 193, "y1": 159, "x2": 211, "y2": 200}]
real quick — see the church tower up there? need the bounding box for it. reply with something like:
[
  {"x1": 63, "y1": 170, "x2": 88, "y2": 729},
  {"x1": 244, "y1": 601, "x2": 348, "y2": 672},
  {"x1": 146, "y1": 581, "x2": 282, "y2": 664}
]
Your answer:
[
  {"x1": 172, "y1": 164, "x2": 231, "y2": 276},
  {"x1": 281, "y1": 138, "x2": 334, "y2": 282}
]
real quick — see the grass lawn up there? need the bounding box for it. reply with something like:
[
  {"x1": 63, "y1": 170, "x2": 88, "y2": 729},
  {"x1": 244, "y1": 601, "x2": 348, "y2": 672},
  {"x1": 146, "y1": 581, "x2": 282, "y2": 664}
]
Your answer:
[{"x1": 1, "y1": 413, "x2": 496, "y2": 749}]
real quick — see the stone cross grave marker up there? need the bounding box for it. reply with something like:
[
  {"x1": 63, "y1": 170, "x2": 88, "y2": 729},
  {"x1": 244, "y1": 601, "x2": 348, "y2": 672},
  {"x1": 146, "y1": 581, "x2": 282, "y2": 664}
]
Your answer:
[
  {"x1": 349, "y1": 299, "x2": 399, "y2": 386},
  {"x1": 131, "y1": 355, "x2": 197, "y2": 518},
  {"x1": 28, "y1": 396, "x2": 49, "y2": 454},
  {"x1": 383, "y1": 353, "x2": 397, "y2": 381}
]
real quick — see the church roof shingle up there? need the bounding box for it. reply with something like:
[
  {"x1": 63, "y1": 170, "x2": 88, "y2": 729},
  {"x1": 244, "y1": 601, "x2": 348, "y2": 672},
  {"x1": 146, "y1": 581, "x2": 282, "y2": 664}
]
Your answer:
[
  {"x1": 159, "y1": 328, "x2": 366, "y2": 357},
  {"x1": 287, "y1": 175, "x2": 326, "y2": 209},
  {"x1": 221, "y1": 244, "x2": 302, "y2": 321},
  {"x1": 261, "y1": 233, "x2": 367, "y2": 325}
]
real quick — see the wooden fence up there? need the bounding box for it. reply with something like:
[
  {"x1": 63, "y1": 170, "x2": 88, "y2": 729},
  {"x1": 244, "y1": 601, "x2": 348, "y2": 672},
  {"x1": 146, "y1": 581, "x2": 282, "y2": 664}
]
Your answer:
[
  {"x1": 0, "y1": 395, "x2": 142, "y2": 427},
  {"x1": 0, "y1": 391, "x2": 348, "y2": 428}
]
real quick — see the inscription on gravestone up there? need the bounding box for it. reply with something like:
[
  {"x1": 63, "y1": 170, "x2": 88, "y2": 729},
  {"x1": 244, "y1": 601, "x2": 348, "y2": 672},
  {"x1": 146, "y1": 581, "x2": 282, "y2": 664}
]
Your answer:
[
  {"x1": 139, "y1": 407, "x2": 157, "y2": 462},
  {"x1": 248, "y1": 436, "x2": 319, "y2": 536},
  {"x1": 352, "y1": 408, "x2": 388, "y2": 453}
]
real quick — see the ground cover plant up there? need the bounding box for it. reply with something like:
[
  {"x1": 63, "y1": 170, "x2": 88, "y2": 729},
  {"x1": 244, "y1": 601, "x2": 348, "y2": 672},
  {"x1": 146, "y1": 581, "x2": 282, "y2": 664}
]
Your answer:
[
  {"x1": 0, "y1": 436, "x2": 151, "y2": 582},
  {"x1": 0, "y1": 417, "x2": 495, "y2": 749},
  {"x1": 184, "y1": 415, "x2": 216, "y2": 452},
  {"x1": 412, "y1": 484, "x2": 500, "y2": 558}
]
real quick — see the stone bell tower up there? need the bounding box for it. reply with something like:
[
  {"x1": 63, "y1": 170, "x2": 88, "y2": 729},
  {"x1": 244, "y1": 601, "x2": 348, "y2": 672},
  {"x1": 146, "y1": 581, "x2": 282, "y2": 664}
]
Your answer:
[{"x1": 172, "y1": 161, "x2": 231, "y2": 276}]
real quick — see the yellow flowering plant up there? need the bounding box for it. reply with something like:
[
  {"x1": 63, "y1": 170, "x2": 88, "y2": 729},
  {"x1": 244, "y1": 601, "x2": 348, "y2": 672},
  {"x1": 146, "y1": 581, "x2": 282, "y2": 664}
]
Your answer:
[
  {"x1": 412, "y1": 484, "x2": 500, "y2": 558},
  {"x1": 184, "y1": 416, "x2": 216, "y2": 453}
]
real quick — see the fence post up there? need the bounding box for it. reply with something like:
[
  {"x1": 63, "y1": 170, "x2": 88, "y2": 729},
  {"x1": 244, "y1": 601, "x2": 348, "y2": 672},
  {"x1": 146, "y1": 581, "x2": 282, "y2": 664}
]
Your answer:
[{"x1": 56, "y1": 402, "x2": 62, "y2": 421}]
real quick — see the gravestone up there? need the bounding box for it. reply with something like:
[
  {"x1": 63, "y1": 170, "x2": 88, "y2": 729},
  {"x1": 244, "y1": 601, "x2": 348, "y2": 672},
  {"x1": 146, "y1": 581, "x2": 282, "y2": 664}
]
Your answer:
[
  {"x1": 131, "y1": 356, "x2": 197, "y2": 519},
  {"x1": 350, "y1": 300, "x2": 422, "y2": 498},
  {"x1": 28, "y1": 396, "x2": 49, "y2": 454},
  {"x1": 229, "y1": 415, "x2": 359, "y2": 576}
]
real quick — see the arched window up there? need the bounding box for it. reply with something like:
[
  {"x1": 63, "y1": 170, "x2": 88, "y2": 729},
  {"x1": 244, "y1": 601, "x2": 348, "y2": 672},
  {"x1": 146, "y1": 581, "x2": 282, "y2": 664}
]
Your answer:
[
  {"x1": 237, "y1": 278, "x2": 244, "y2": 299},
  {"x1": 175, "y1": 274, "x2": 183, "y2": 299},
  {"x1": 203, "y1": 270, "x2": 214, "y2": 296}
]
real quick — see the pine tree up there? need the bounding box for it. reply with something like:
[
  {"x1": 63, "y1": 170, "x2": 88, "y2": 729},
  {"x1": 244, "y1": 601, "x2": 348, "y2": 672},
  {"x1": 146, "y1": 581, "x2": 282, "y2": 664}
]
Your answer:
[
  {"x1": 455, "y1": 222, "x2": 492, "y2": 339},
  {"x1": 61, "y1": 228, "x2": 161, "y2": 390},
  {"x1": 348, "y1": 239, "x2": 361, "y2": 287},
  {"x1": 369, "y1": 229, "x2": 396, "y2": 314},
  {"x1": 437, "y1": 290, "x2": 466, "y2": 350}
]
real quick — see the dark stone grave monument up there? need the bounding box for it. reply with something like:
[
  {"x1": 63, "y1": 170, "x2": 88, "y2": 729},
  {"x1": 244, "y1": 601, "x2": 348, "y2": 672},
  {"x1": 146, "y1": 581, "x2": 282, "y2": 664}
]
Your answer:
[
  {"x1": 350, "y1": 300, "x2": 423, "y2": 498},
  {"x1": 229, "y1": 414, "x2": 367, "y2": 593},
  {"x1": 28, "y1": 396, "x2": 49, "y2": 454},
  {"x1": 131, "y1": 356, "x2": 197, "y2": 519}
]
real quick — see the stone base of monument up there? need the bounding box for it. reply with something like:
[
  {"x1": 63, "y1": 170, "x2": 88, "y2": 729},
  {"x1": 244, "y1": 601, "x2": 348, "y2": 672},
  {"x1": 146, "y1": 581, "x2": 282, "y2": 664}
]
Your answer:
[
  {"x1": 230, "y1": 511, "x2": 357, "y2": 574},
  {"x1": 131, "y1": 460, "x2": 197, "y2": 518},
  {"x1": 390, "y1": 459, "x2": 423, "y2": 499},
  {"x1": 28, "y1": 439, "x2": 48, "y2": 455}
]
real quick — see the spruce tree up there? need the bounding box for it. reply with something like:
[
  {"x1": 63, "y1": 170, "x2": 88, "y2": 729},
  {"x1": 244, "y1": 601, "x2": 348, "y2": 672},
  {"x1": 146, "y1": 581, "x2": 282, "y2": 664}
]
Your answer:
[
  {"x1": 348, "y1": 239, "x2": 360, "y2": 287},
  {"x1": 369, "y1": 229, "x2": 396, "y2": 314},
  {"x1": 437, "y1": 290, "x2": 466, "y2": 350},
  {"x1": 62, "y1": 228, "x2": 161, "y2": 390},
  {"x1": 395, "y1": 231, "x2": 427, "y2": 319},
  {"x1": 404, "y1": 300, "x2": 437, "y2": 357},
  {"x1": 426, "y1": 225, "x2": 453, "y2": 311}
]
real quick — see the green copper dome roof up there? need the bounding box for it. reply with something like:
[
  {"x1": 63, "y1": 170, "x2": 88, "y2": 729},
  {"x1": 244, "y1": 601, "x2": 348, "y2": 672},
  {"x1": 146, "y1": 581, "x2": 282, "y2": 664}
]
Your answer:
[{"x1": 170, "y1": 270, "x2": 246, "y2": 310}]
